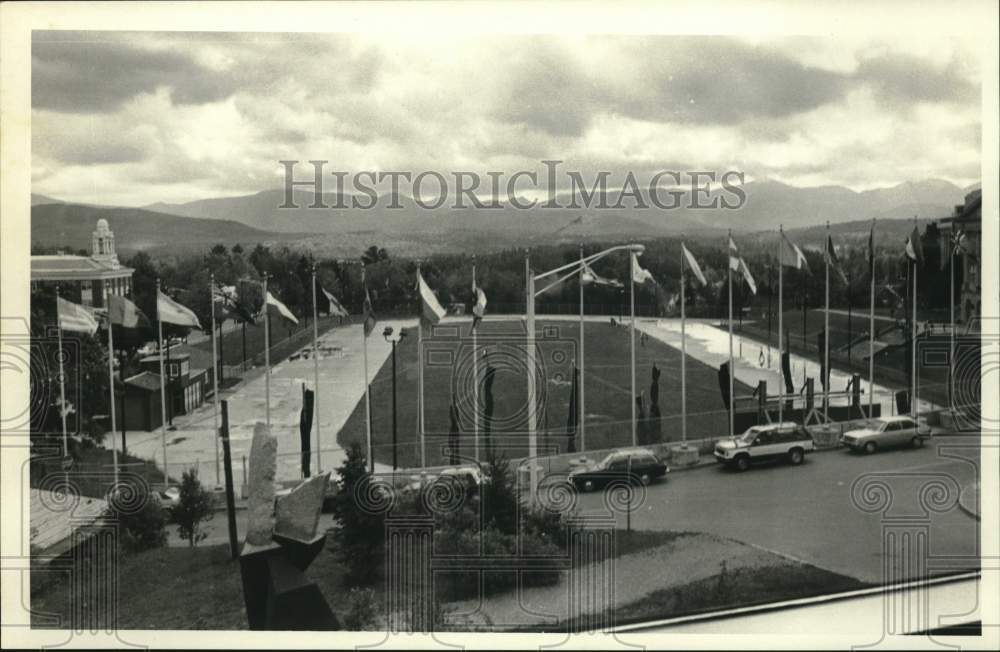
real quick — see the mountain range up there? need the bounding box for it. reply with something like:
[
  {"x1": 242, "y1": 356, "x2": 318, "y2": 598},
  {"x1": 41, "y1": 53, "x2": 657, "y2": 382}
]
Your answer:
[{"x1": 31, "y1": 178, "x2": 977, "y2": 257}]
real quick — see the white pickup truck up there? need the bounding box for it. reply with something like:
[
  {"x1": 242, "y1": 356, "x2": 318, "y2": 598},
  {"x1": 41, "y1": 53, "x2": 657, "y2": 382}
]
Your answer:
[{"x1": 714, "y1": 422, "x2": 815, "y2": 471}]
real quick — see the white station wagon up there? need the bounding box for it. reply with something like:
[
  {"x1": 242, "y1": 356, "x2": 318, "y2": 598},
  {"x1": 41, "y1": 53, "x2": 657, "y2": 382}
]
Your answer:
[
  {"x1": 714, "y1": 422, "x2": 815, "y2": 471},
  {"x1": 840, "y1": 416, "x2": 931, "y2": 454}
]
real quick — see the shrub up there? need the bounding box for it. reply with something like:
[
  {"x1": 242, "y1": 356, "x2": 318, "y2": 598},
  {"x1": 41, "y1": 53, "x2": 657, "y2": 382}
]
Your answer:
[
  {"x1": 172, "y1": 468, "x2": 214, "y2": 547},
  {"x1": 330, "y1": 442, "x2": 385, "y2": 587},
  {"x1": 117, "y1": 497, "x2": 168, "y2": 553},
  {"x1": 342, "y1": 587, "x2": 380, "y2": 630}
]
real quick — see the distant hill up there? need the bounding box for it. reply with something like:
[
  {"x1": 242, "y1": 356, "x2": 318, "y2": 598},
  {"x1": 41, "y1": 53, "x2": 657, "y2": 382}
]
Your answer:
[
  {"x1": 31, "y1": 194, "x2": 64, "y2": 206},
  {"x1": 31, "y1": 203, "x2": 291, "y2": 255},
  {"x1": 144, "y1": 178, "x2": 967, "y2": 238}
]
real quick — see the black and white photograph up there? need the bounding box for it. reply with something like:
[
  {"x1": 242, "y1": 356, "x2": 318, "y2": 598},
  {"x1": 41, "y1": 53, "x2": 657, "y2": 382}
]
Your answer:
[{"x1": 1, "y1": 1, "x2": 997, "y2": 648}]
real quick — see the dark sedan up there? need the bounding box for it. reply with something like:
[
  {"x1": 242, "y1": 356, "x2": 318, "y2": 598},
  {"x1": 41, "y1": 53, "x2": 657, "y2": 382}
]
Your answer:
[{"x1": 568, "y1": 448, "x2": 669, "y2": 492}]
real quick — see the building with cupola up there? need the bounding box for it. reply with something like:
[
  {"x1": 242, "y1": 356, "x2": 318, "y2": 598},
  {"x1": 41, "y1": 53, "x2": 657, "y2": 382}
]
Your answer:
[{"x1": 30, "y1": 218, "x2": 134, "y2": 307}]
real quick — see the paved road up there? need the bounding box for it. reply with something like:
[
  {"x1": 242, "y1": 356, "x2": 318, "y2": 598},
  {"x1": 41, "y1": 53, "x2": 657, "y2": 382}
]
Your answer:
[{"x1": 570, "y1": 437, "x2": 980, "y2": 584}]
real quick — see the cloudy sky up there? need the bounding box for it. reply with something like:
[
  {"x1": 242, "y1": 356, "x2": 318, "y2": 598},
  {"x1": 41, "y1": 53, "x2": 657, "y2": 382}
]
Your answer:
[{"x1": 31, "y1": 30, "x2": 982, "y2": 206}]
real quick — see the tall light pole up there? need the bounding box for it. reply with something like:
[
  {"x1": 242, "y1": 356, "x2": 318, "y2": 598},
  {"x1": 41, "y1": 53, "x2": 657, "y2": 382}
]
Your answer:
[{"x1": 528, "y1": 242, "x2": 645, "y2": 500}]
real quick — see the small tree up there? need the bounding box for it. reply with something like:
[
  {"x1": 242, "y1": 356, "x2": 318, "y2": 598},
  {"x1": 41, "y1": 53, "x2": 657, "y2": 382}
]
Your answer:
[
  {"x1": 172, "y1": 468, "x2": 214, "y2": 547},
  {"x1": 117, "y1": 497, "x2": 168, "y2": 553},
  {"x1": 330, "y1": 442, "x2": 384, "y2": 586}
]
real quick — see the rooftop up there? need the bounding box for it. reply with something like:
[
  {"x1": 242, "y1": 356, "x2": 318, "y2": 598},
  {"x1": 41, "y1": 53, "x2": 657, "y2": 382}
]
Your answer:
[{"x1": 124, "y1": 371, "x2": 162, "y2": 391}]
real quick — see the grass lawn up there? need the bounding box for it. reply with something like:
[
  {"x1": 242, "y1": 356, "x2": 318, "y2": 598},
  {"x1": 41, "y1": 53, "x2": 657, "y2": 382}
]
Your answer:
[
  {"x1": 30, "y1": 527, "x2": 683, "y2": 630},
  {"x1": 598, "y1": 559, "x2": 869, "y2": 630},
  {"x1": 337, "y1": 319, "x2": 753, "y2": 469},
  {"x1": 31, "y1": 439, "x2": 170, "y2": 500}
]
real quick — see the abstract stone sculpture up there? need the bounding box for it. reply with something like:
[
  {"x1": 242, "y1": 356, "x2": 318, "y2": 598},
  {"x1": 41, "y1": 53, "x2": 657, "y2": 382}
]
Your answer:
[{"x1": 238, "y1": 422, "x2": 339, "y2": 630}]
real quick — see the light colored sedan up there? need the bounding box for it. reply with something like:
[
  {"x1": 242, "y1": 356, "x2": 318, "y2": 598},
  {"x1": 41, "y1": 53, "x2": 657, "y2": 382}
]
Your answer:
[{"x1": 840, "y1": 416, "x2": 931, "y2": 454}]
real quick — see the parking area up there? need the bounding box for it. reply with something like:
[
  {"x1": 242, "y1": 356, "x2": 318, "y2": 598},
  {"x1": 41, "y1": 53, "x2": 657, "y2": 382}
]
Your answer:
[{"x1": 570, "y1": 437, "x2": 980, "y2": 584}]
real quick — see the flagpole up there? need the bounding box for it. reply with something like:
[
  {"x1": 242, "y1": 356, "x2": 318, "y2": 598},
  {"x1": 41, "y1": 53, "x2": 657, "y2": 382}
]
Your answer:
[
  {"x1": 55, "y1": 287, "x2": 69, "y2": 464},
  {"x1": 728, "y1": 231, "x2": 735, "y2": 438},
  {"x1": 263, "y1": 273, "x2": 271, "y2": 427},
  {"x1": 526, "y1": 253, "x2": 538, "y2": 502},
  {"x1": 629, "y1": 251, "x2": 637, "y2": 447},
  {"x1": 949, "y1": 234, "x2": 955, "y2": 411},
  {"x1": 416, "y1": 263, "x2": 426, "y2": 468},
  {"x1": 778, "y1": 226, "x2": 784, "y2": 424},
  {"x1": 210, "y1": 274, "x2": 221, "y2": 487},
  {"x1": 361, "y1": 264, "x2": 374, "y2": 473},
  {"x1": 106, "y1": 304, "x2": 120, "y2": 488},
  {"x1": 312, "y1": 266, "x2": 322, "y2": 474},
  {"x1": 681, "y1": 244, "x2": 687, "y2": 444},
  {"x1": 472, "y1": 259, "x2": 480, "y2": 463},
  {"x1": 912, "y1": 219, "x2": 918, "y2": 418},
  {"x1": 824, "y1": 222, "x2": 830, "y2": 423},
  {"x1": 869, "y1": 219, "x2": 876, "y2": 419},
  {"x1": 578, "y1": 243, "x2": 586, "y2": 453},
  {"x1": 156, "y1": 279, "x2": 169, "y2": 490}
]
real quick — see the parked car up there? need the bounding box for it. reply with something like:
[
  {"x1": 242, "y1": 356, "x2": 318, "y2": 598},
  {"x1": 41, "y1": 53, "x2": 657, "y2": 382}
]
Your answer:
[
  {"x1": 840, "y1": 416, "x2": 931, "y2": 454},
  {"x1": 714, "y1": 422, "x2": 815, "y2": 471},
  {"x1": 568, "y1": 448, "x2": 669, "y2": 492},
  {"x1": 155, "y1": 486, "x2": 181, "y2": 508}
]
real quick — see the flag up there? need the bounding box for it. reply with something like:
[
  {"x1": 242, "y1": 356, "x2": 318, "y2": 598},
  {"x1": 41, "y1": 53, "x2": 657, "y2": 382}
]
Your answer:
[
  {"x1": 868, "y1": 224, "x2": 876, "y2": 269},
  {"x1": 448, "y1": 401, "x2": 461, "y2": 465},
  {"x1": 57, "y1": 296, "x2": 99, "y2": 334},
  {"x1": 211, "y1": 283, "x2": 237, "y2": 321},
  {"x1": 417, "y1": 270, "x2": 446, "y2": 325},
  {"x1": 318, "y1": 285, "x2": 349, "y2": 317},
  {"x1": 825, "y1": 235, "x2": 849, "y2": 284},
  {"x1": 649, "y1": 363, "x2": 661, "y2": 441},
  {"x1": 682, "y1": 243, "x2": 708, "y2": 286},
  {"x1": 299, "y1": 386, "x2": 314, "y2": 478},
  {"x1": 472, "y1": 283, "x2": 487, "y2": 330},
  {"x1": 779, "y1": 232, "x2": 810, "y2": 272},
  {"x1": 266, "y1": 291, "x2": 299, "y2": 324},
  {"x1": 817, "y1": 330, "x2": 830, "y2": 390},
  {"x1": 631, "y1": 253, "x2": 654, "y2": 284},
  {"x1": 717, "y1": 362, "x2": 731, "y2": 410},
  {"x1": 565, "y1": 365, "x2": 578, "y2": 454},
  {"x1": 157, "y1": 289, "x2": 202, "y2": 329},
  {"x1": 904, "y1": 226, "x2": 923, "y2": 265},
  {"x1": 781, "y1": 350, "x2": 794, "y2": 394},
  {"x1": 362, "y1": 281, "x2": 376, "y2": 337},
  {"x1": 952, "y1": 229, "x2": 970, "y2": 257},
  {"x1": 482, "y1": 358, "x2": 496, "y2": 455},
  {"x1": 738, "y1": 258, "x2": 758, "y2": 295},
  {"x1": 107, "y1": 294, "x2": 150, "y2": 329},
  {"x1": 728, "y1": 236, "x2": 740, "y2": 271},
  {"x1": 218, "y1": 284, "x2": 257, "y2": 325},
  {"x1": 581, "y1": 262, "x2": 623, "y2": 288}
]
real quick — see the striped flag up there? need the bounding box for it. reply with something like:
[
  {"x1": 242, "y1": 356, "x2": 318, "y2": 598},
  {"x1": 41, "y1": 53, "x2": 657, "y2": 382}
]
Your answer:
[
  {"x1": 682, "y1": 243, "x2": 708, "y2": 286},
  {"x1": 57, "y1": 296, "x2": 99, "y2": 334},
  {"x1": 417, "y1": 270, "x2": 446, "y2": 325},
  {"x1": 362, "y1": 282, "x2": 376, "y2": 337},
  {"x1": 728, "y1": 236, "x2": 741, "y2": 271},
  {"x1": 319, "y1": 285, "x2": 349, "y2": 317},
  {"x1": 107, "y1": 294, "x2": 150, "y2": 329},
  {"x1": 952, "y1": 228, "x2": 970, "y2": 257},
  {"x1": 266, "y1": 291, "x2": 299, "y2": 324},
  {"x1": 779, "y1": 232, "x2": 810, "y2": 272},
  {"x1": 157, "y1": 290, "x2": 202, "y2": 329},
  {"x1": 825, "y1": 235, "x2": 849, "y2": 284}
]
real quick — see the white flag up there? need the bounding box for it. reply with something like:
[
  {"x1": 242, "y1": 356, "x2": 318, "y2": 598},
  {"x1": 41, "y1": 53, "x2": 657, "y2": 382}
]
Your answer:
[
  {"x1": 266, "y1": 291, "x2": 299, "y2": 324},
  {"x1": 739, "y1": 258, "x2": 758, "y2": 295},
  {"x1": 728, "y1": 236, "x2": 740, "y2": 271},
  {"x1": 417, "y1": 271, "x2": 446, "y2": 324},
  {"x1": 631, "y1": 253, "x2": 654, "y2": 284},
  {"x1": 682, "y1": 243, "x2": 708, "y2": 286}
]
